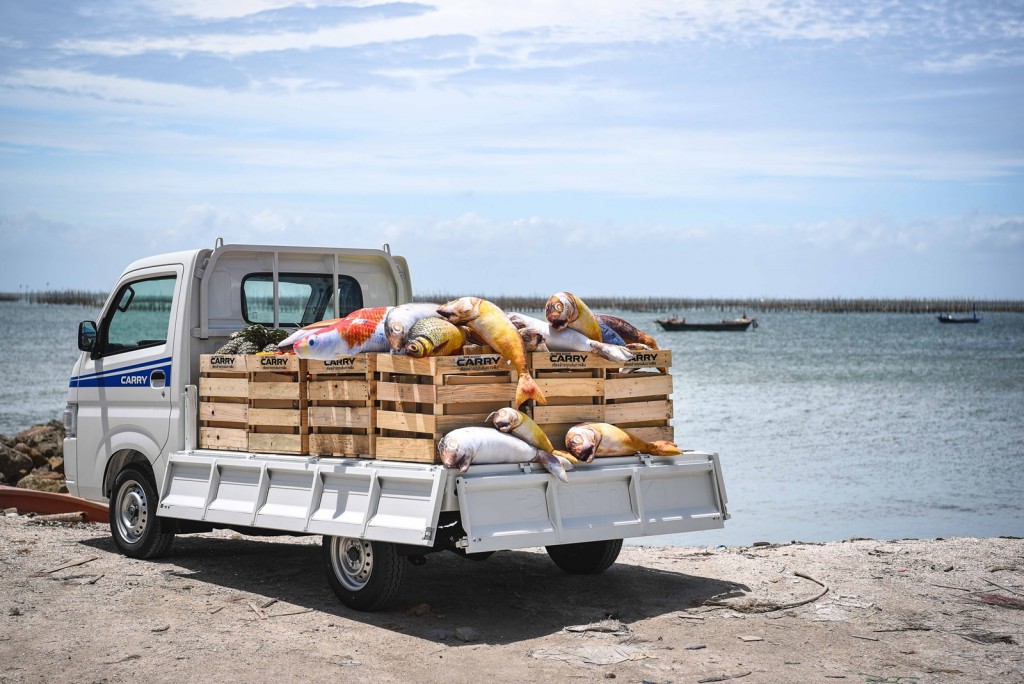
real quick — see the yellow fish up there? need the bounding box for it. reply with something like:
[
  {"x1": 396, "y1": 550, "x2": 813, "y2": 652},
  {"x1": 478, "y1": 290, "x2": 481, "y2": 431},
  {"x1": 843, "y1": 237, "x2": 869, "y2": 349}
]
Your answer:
[
  {"x1": 565, "y1": 422, "x2": 682, "y2": 463},
  {"x1": 487, "y1": 407, "x2": 578, "y2": 464},
  {"x1": 545, "y1": 292, "x2": 602, "y2": 341},
  {"x1": 437, "y1": 297, "x2": 546, "y2": 407},
  {"x1": 401, "y1": 317, "x2": 467, "y2": 358}
]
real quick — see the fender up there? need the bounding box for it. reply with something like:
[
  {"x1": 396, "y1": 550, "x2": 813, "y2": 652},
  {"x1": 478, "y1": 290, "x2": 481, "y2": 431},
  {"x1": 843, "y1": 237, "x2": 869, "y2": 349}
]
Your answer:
[{"x1": 87, "y1": 428, "x2": 165, "y2": 501}]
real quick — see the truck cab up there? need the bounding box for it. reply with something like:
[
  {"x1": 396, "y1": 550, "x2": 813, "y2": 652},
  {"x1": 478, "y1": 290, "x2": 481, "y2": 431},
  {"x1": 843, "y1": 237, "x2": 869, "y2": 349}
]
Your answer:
[
  {"x1": 63, "y1": 239, "x2": 727, "y2": 611},
  {"x1": 65, "y1": 241, "x2": 411, "y2": 502}
]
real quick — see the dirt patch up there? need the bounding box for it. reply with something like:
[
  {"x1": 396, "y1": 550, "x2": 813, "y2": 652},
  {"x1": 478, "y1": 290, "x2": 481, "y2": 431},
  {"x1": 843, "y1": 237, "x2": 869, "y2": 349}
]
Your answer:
[{"x1": 1, "y1": 516, "x2": 1022, "y2": 683}]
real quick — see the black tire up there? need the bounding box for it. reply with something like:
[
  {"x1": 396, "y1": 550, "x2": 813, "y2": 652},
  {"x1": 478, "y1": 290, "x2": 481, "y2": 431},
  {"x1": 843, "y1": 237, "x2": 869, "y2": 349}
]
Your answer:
[
  {"x1": 546, "y1": 539, "x2": 623, "y2": 575},
  {"x1": 322, "y1": 536, "x2": 405, "y2": 611},
  {"x1": 109, "y1": 464, "x2": 175, "y2": 559}
]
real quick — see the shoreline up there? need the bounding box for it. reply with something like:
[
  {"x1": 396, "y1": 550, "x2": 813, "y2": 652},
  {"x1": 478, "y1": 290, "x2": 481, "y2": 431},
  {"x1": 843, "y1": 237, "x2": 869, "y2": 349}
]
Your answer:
[{"x1": 2, "y1": 517, "x2": 1021, "y2": 682}]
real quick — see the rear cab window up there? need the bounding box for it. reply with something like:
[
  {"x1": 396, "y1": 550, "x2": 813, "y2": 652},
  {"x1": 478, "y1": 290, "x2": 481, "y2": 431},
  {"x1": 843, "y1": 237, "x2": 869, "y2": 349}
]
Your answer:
[{"x1": 241, "y1": 273, "x2": 363, "y2": 326}]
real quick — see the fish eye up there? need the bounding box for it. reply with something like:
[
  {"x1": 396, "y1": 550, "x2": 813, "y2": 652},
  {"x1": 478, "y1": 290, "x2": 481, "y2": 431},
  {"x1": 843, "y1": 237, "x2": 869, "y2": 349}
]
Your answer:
[{"x1": 569, "y1": 435, "x2": 582, "y2": 445}]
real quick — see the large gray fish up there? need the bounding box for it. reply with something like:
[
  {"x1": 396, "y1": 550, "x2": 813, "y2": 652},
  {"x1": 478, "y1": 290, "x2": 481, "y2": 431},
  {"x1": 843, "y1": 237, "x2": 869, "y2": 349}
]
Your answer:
[
  {"x1": 383, "y1": 302, "x2": 442, "y2": 352},
  {"x1": 438, "y1": 427, "x2": 568, "y2": 482},
  {"x1": 507, "y1": 313, "x2": 633, "y2": 363}
]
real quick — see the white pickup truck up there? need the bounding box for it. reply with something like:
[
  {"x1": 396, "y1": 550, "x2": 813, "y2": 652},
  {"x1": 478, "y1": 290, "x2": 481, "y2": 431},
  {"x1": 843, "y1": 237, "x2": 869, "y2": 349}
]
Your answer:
[{"x1": 63, "y1": 240, "x2": 729, "y2": 610}]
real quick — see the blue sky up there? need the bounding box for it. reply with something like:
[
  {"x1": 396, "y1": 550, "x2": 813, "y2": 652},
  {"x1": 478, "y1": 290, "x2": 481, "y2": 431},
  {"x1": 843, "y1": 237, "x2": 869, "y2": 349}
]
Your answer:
[{"x1": 1, "y1": 0, "x2": 1022, "y2": 298}]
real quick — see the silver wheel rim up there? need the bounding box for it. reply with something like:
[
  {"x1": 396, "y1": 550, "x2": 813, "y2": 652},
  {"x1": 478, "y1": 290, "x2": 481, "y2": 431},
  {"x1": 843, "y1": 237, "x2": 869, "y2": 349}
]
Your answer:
[
  {"x1": 330, "y1": 537, "x2": 373, "y2": 591},
  {"x1": 116, "y1": 480, "x2": 148, "y2": 544}
]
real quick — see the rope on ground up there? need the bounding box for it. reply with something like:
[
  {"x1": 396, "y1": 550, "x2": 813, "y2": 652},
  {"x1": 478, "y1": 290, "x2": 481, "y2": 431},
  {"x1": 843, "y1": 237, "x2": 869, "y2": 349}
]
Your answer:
[{"x1": 705, "y1": 571, "x2": 830, "y2": 614}]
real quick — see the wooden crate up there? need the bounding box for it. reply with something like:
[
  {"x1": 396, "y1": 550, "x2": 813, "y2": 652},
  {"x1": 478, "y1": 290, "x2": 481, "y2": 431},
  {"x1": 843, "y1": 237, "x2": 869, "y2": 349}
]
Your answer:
[
  {"x1": 374, "y1": 353, "x2": 518, "y2": 463},
  {"x1": 306, "y1": 357, "x2": 375, "y2": 457},
  {"x1": 198, "y1": 354, "x2": 249, "y2": 451},
  {"x1": 527, "y1": 350, "x2": 674, "y2": 449},
  {"x1": 246, "y1": 355, "x2": 308, "y2": 454}
]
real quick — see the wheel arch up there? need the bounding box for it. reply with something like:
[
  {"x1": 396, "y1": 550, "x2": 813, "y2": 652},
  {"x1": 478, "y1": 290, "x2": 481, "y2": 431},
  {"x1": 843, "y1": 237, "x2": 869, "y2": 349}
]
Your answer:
[{"x1": 103, "y1": 449, "x2": 153, "y2": 498}]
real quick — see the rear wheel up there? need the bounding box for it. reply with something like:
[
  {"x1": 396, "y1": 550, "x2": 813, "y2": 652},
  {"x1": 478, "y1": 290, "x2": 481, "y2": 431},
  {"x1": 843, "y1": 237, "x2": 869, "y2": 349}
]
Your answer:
[
  {"x1": 546, "y1": 539, "x2": 622, "y2": 575},
  {"x1": 322, "y1": 536, "x2": 405, "y2": 611},
  {"x1": 109, "y1": 464, "x2": 175, "y2": 559}
]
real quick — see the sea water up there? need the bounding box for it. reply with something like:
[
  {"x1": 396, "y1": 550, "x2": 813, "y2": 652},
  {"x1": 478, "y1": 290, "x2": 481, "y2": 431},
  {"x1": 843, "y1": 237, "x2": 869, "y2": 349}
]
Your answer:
[{"x1": 1, "y1": 301, "x2": 1022, "y2": 546}]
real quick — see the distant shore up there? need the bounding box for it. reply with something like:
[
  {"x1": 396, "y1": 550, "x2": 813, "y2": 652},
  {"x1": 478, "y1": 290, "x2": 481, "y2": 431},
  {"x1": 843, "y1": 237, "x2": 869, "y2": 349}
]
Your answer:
[{"x1": 4, "y1": 290, "x2": 1023, "y2": 314}]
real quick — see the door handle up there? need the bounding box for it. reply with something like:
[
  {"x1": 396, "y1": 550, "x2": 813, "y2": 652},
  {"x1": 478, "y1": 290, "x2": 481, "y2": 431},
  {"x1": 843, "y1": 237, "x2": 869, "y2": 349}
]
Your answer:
[{"x1": 150, "y1": 370, "x2": 166, "y2": 389}]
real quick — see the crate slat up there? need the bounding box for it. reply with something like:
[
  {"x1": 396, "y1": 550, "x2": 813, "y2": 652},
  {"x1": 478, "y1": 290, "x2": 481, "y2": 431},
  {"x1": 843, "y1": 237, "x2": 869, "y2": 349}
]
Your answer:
[
  {"x1": 603, "y1": 374, "x2": 672, "y2": 401},
  {"x1": 199, "y1": 427, "x2": 249, "y2": 451},
  {"x1": 199, "y1": 402, "x2": 248, "y2": 424}
]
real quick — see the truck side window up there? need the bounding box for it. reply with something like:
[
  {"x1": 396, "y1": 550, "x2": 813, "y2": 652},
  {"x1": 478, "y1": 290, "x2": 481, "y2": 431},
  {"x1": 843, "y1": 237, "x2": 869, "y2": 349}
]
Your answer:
[
  {"x1": 104, "y1": 276, "x2": 177, "y2": 354},
  {"x1": 242, "y1": 273, "x2": 363, "y2": 326}
]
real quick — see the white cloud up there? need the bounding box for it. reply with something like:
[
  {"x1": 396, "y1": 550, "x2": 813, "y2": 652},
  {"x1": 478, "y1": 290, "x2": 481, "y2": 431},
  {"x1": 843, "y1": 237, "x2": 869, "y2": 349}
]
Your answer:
[
  {"x1": 59, "y1": 0, "x2": 904, "y2": 60},
  {"x1": 919, "y1": 49, "x2": 1024, "y2": 74}
]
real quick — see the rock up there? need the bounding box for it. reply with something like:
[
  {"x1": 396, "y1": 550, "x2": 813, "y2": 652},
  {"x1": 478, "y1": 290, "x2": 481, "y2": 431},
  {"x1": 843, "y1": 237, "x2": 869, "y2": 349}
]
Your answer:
[
  {"x1": 0, "y1": 444, "x2": 34, "y2": 482},
  {"x1": 454, "y1": 626, "x2": 480, "y2": 642},
  {"x1": 15, "y1": 473, "x2": 67, "y2": 494},
  {"x1": 14, "y1": 421, "x2": 65, "y2": 459},
  {"x1": 15, "y1": 443, "x2": 48, "y2": 469},
  {"x1": 48, "y1": 456, "x2": 65, "y2": 474}
]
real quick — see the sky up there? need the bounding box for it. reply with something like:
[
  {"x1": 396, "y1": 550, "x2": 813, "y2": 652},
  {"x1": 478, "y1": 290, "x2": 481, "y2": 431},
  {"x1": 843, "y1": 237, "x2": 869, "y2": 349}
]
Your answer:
[{"x1": 1, "y1": 0, "x2": 1022, "y2": 299}]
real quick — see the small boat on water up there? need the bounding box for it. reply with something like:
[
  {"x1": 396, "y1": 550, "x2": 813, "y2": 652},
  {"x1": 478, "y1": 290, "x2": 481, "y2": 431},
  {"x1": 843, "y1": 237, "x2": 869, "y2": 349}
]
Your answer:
[
  {"x1": 655, "y1": 315, "x2": 757, "y2": 332},
  {"x1": 937, "y1": 312, "x2": 981, "y2": 324}
]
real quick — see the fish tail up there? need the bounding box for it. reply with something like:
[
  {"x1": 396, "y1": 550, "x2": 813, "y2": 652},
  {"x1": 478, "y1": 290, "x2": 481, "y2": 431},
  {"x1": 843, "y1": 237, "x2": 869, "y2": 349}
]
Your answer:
[
  {"x1": 552, "y1": 449, "x2": 579, "y2": 465},
  {"x1": 535, "y1": 451, "x2": 569, "y2": 482},
  {"x1": 515, "y1": 371, "x2": 546, "y2": 407},
  {"x1": 649, "y1": 440, "x2": 682, "y2": 456}
]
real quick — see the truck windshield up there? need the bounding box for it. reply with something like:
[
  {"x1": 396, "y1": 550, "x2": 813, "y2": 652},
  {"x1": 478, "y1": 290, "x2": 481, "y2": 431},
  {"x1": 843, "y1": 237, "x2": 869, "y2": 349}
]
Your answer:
[{"x1": 241, "y1": 273, "x2": 363, "y2": 326}]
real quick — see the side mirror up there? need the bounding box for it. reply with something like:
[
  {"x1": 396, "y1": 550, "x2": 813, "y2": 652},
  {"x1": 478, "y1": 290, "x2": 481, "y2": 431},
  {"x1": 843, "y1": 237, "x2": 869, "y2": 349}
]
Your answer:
[{"x1": 78, "y1": 321, "x2": 98, "y2": 353}]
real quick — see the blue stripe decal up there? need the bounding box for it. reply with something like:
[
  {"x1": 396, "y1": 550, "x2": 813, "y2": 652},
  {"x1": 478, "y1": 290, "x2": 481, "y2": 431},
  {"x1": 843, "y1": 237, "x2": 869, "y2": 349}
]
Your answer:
[
  {"x1": 71, "y1": 359, "x2": 173, "y2": 389},
  {"x1": 72, "y1": 356, "x2": 172, "y2": 382}
]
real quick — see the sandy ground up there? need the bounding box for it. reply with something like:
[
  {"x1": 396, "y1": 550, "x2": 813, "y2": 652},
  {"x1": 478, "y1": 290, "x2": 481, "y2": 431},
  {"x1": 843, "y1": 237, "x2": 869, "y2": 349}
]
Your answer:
[{"x1": 1, "y1": 515, "x2": 1022, "y2": 684}]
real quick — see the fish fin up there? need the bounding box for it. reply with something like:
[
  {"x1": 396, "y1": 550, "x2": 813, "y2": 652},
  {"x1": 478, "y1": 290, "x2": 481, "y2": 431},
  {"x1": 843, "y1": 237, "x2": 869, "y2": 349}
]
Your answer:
[
  {"x1": 650, "y1": 440, "x2": 683, "y2": 456},
  {"x1": 535, "y1": 451, "x2": 568, "y2": 483},
  {"x1": 552, "y1": 449, "x2": 579, "y2": 465},
  {"x1": 515, "y1": 371, "x2": 547, "y2": 407}
]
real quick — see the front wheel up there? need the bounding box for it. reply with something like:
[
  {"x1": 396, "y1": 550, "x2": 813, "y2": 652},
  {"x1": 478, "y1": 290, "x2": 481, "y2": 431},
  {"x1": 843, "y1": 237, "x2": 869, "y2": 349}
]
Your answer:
[
  {"x1": 546, "y1": 539, "x2": 622, "y2": 575},
  {"x1": 109, "y1": 464, "x2": 175, "y2": 559},
  {"x1": 322, "y1": 536, "x2": 405, "y2": 611}
]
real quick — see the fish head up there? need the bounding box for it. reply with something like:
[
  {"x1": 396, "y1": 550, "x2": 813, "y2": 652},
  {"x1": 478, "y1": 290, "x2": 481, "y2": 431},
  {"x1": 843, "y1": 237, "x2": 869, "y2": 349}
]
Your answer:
[
  {"x1": 384, "y1": 312, "x2": 411, "y2": 352},
  {"x1": 487, "y1": 407, "x2": 523, "y2": 432},
  {"x1": 294, "y1": 328, "x2": 340, "y2": 359},
  {"x1": 438, "y1": 434, "x2": 472, "y2": 472},
  {"x1": 437, "y1": 297, "x2": 480, "y2": 325},
  {"x1": 518, "y1": 328, "x2": 545, "y2": 351},
  {"x1": 545, "y1": 292, "x2": 576, "y2": 331},
  {"x1": 566, "y1": 424, "x2": 600, "y2": 462},
  {"x1": 402, "y1": 338, "x2": 428, "y2": 358}
]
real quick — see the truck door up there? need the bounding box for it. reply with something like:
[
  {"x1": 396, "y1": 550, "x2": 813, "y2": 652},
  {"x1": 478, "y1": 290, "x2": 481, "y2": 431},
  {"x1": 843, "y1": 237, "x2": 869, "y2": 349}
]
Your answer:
[{"x1": 73, "y1": 266, "x2": 181, "y2": 501}]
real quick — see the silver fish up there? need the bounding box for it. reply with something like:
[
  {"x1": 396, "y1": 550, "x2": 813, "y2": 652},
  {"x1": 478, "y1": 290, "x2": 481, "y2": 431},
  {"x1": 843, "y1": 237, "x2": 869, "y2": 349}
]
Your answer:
[
  {"x1": 437, "y1": 427, "x2": 568, "y2": 482},
  {"x1": 507, "y1": 313, "x2": 633, "y2": 363}
]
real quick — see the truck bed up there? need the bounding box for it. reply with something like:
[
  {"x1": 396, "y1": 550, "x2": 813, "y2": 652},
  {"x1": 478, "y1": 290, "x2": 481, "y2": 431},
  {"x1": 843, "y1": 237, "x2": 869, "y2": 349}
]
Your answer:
[{"x1": 157, "y1": 447, "x2": 729, "y2": 553}]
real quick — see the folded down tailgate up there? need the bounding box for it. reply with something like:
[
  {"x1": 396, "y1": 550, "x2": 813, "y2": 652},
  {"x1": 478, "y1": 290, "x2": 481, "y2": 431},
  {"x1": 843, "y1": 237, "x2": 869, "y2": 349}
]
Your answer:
[{"x1": 455, "y1": 453, "x2": 728, "y2": 554}]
